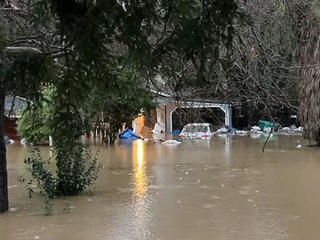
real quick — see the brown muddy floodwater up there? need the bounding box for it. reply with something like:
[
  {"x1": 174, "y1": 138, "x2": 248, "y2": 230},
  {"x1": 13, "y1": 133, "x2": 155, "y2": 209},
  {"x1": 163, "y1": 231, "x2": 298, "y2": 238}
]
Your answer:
[{"x1": 1, "y1": 135, "x2": 320, "y2": 240}]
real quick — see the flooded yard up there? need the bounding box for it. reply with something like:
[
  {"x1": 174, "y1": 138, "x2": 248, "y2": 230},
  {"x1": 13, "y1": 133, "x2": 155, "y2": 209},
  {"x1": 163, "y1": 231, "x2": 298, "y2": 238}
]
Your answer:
[{"x1": 1, "y1": 135, "x2": 320, "y2": 240}]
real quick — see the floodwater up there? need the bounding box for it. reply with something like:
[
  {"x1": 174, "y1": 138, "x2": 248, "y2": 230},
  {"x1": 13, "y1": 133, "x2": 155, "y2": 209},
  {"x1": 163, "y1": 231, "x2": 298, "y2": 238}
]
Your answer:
[{"x1": 1, "y1": 135, "x2": 320, "y2": 240}]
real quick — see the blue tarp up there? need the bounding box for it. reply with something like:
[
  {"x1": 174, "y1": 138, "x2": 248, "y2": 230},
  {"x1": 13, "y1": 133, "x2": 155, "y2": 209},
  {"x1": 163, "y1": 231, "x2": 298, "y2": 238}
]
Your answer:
[
  {"x1": 226, "y1": 125, "x2": 237, "y2": 133},
  {"x1": 172, "y1": 129, "x2": 181, "y2": 135},
  {"x1": 119, "y1": 128, "x2": 140, "y2": 140}
]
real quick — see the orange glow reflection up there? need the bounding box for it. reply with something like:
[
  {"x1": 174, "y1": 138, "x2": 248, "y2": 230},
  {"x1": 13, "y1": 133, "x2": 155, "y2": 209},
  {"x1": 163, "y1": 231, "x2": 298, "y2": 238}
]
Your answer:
[{"x1": 132, "y1": 140, "x2": 148, "y2": 196}]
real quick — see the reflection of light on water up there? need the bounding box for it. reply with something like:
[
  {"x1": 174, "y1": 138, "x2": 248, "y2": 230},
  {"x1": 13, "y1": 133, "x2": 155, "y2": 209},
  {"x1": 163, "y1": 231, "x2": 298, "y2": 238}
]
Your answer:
[
  {"x1": 225, "y1": 136, "x2": 231, "y2": 163},
  {"x1": 137, "y1": 139, "x2": 144, "y2": 168},
  {"x1": 133, "y1": 140, "x2": 148, "y2": 196},
  {"x1": 132, "y1": 140, "x2": 151, "y2": 232}
]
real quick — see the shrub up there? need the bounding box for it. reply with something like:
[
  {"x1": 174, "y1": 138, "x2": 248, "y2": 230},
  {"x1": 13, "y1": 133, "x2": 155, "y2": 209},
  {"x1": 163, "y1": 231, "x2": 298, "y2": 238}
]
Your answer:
[
  {"x1": 17, "y1": 86, "x2": 55, "y2": 144},
  {"x1": 21, "y1": 144, "x2": 101, "y2": 196}
]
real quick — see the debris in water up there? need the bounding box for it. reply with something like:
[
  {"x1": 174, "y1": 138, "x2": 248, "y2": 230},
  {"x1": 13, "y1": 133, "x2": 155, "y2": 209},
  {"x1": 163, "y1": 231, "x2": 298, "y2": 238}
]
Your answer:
[
  {"x1": 9, "y1": 208, "x2": 18, "y2": 212},
  {"x1": 203, "y1": 204, "x2": 213, "y2": 208},
  {"x1": 263, "y1": 127, "x2": 272, "y2": 133},
  {"x1": 235, "y1": 130, "x2": 248, "y2": 136},
  {"x1": 251, "y1": 126, "x2": 261, "y2": 132},
  {"x1": 5, "y1": 136, "x2": 15, "y2": 144},
  {"x1": 179, "y1": 177, "x2": 183, "y2": 180},
  {"x1": 296, "y1": 144, "x2": 302, "y2": 149},
  {"x1": 20, "y1": 138, "x2": 27, "y2": 145},
  {"x1": 162, "y1": 140, "x2": 181, "y2": 145},
  {"x1": 185, "y1": 171, "x2": 189, "y2": 175},
  {"x1": 177, "y1": 200, "x2": 182, "y2": 203},
  {"x1": 250, "y1": 133, "x2": 262, "y2": 139},
  {"x1": 216, "y1": 127, "x2": 229, "y2": 134},
  {"x1": 87, "y1": 199, "x2": 92, "y2": 202},
  {"x1": 248, "y1": 199, "x2": 254, "y2": 202}
]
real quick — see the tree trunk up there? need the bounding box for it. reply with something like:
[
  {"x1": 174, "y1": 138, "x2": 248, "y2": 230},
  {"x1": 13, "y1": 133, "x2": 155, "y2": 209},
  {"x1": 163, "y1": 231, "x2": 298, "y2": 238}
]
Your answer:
[
  {"x1": 0, "y1": 80, "x2": 8, "y2": 213},
  {"x1": 293, "y1": 2, "x2": 320, "y2": 145}
]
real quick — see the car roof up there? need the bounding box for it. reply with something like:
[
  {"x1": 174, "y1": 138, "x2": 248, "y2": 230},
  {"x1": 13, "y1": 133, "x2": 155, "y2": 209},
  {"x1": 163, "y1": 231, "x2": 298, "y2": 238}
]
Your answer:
[{"x1": 184, "y1": 123, "x2": 211, "y2": 126}]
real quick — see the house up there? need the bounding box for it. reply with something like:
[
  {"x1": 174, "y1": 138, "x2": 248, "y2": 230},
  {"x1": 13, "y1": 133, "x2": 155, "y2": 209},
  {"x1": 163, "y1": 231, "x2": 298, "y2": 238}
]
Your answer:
[{"x1": 4, "y1": 96, "x2": 27, "y2": 140}]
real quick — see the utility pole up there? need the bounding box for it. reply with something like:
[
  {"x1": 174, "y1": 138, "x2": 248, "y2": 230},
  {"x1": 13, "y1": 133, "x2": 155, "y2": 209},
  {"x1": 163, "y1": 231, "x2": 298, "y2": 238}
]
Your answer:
[{"x1": 0, "y1": 79, "x2": 8, "y2": 213}]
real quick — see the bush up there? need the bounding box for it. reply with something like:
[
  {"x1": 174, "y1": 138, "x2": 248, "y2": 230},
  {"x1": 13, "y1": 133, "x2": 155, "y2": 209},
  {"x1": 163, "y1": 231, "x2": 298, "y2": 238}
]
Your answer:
[
  {"x1": 17, "y1": 86, "x2": 55, "y2": 144},
  {"x1": 21, "y1": 143, "x2": 101, "y2": 198},
  {"x1": 19, "y1": 82, "x2": 101, "y2": 213}
]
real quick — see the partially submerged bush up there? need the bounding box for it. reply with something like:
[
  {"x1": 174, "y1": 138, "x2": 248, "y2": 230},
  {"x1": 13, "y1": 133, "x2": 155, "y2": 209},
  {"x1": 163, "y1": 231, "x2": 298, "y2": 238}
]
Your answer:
[
  {"x1": 22, "y1": 148, "x2": 57, "y2": 199},
  {"x1": 54, "y1": 142, "x2": 101, "y2": 195},
  {"x1": 21, "y1": 144, "x2": 101, "y2": 199}
]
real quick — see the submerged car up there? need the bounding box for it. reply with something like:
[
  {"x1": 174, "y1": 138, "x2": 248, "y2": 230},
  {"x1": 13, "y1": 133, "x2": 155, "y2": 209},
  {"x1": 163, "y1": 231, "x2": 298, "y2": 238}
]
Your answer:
[{"x1": 179, "y1": 123, "x2": 214, "y2": 139}]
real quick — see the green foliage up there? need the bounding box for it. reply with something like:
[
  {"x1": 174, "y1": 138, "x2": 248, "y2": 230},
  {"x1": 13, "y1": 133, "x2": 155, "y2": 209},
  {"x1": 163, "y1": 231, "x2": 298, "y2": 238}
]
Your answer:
[
  {"x1": 17, "y1": 86, "x2": 55, "y2": 144},
  {"x1": 47, "y1": 61, "x2": 102, "y2": 196},
  {"x1": 55, "y1": 143, "x2": 101, "y2": 195},
  {"x1": 22, "y1": 148, "x2": 57, "y2": 198},
  {"x1": 19, "y1": 147, "x2": 56, "y2": 215},
  {"x1": 275, "y1": 0, "x2": 287, "y2": 15},
  {"x1": 19, "y1": 79, "x2": 101, "y2": 202},
  {"x1": 87, "y1": 60, "x2": 156, "y2": 142},
  {"x1": 20, "y1": 144, "x2": 100, "y2": 215},
  {"x1": 20, "y1": 144, "x2": 100, "y2": 203},
  {"x1": 5, "y1": 56, "x2": 57, "y2": 100},
  {"x1": 0, "y1": 25, "x2": 5, "y2": 50},
  {"x1": 175, "y1": 0, "x2": 202, "y2": 19},
  {"x1": 44, "y1": 196, "x2": 54, "y2": 216},
  {"x1": 45, "y1": 0, "x2": 242, "y2": 74}
]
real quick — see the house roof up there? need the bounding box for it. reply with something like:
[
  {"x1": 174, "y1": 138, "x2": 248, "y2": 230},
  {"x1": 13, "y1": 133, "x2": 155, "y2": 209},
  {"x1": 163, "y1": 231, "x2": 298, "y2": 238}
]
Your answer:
[{"x1": 4, "y1": 96, "x2": 28, "y2": 118}]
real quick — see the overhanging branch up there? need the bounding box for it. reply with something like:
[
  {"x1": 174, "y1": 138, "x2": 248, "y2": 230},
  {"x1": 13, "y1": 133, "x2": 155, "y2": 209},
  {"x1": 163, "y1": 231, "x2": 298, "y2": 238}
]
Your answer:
[{"x1": 5, "y1": 46, "x2": 42, "y2": 55}]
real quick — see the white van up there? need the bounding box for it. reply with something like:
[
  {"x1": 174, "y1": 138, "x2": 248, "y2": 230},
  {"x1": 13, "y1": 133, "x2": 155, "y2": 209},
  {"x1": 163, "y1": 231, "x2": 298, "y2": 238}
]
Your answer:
[{"x1": 179, "y1": 123, "x2": 214, "y2": 139}]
